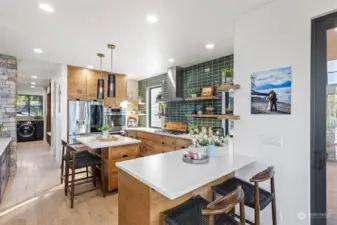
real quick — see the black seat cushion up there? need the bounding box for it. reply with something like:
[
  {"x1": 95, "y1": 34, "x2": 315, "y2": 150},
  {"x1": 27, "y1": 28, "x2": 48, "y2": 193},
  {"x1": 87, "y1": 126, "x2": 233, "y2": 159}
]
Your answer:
[
  {"x1": 62, "y1": 150, "x2": 90, "y2": 161},
  {"x1": 68, "y1": 152, "x2": 101, "y2": 169},
  {"x1": 164, "y1": 195, "x2": 238, "y2": 225},
  {"x1": 213, "y1": 177, "x2": 273, "y2": 210}
]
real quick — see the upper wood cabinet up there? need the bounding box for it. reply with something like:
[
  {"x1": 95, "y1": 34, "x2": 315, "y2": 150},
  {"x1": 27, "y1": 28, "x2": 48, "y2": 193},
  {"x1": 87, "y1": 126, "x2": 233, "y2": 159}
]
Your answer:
[
  {"x1": 67, "y1": 65, "x2": 127, "y2": 105},
  {"x1": 67, "y1": 66, "x2": 87, "y2": 100},
  {"x1": 87, "y1": 70, "x2": 102, "y2": 100}
]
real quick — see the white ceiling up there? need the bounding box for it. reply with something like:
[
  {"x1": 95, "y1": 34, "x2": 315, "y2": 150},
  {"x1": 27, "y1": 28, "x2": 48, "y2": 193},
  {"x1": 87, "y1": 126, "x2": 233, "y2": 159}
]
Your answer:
[{"x1": 0, "y1": 0, "x2": 272, "y2": 81}]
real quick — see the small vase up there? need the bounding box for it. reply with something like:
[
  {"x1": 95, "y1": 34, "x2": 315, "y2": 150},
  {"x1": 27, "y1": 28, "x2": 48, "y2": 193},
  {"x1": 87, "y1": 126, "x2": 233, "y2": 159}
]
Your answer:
[
  {"x1": 191, "y1": 94, "x2": 197, "y2": 98},
  {"x1": 102, "y1": 130, "x2": 109, "y2": 139},
  {"x1": 206, "y1": 145, "x2": 216, "y2": 157},
  {"x1": 225, "y1": 77, "x2": 233, "y2": 83}
]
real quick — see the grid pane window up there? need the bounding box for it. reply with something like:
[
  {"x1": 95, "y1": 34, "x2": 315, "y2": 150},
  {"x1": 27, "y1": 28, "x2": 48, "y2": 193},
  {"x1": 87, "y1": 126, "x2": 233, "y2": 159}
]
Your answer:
[
  {"x1": 149, "y1": 87, "x2": 162, "y2": 128},
  {"x1": 17, "y1": 95, "x2": 43, "y2": 116}
]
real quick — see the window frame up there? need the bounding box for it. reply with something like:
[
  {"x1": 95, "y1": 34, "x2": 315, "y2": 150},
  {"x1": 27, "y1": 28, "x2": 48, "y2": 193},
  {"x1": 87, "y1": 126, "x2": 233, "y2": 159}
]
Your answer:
[
  {"x1": 17, "y1": 94, "x2": 43, "y2": 117},
  {"x1": 148, "y1": 86, "x2": 162, "y2": 128}
]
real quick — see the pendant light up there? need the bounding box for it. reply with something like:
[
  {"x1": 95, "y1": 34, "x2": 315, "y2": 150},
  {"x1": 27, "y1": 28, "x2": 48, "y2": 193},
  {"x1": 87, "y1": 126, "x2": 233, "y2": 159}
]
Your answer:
[
  {"x1": 107, "y1": 44, "x2": 116, "y2": 97},
  {"x1": 97, "y1": 53, "x2": 105, "y2": 99}
]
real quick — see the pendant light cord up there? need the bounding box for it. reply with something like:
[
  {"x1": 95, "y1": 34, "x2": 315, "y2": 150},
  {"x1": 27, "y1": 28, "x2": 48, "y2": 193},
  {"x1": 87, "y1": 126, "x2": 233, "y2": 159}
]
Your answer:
[
  {"x1": 100, "y1": 56, "x2": 103, "y2": 79},
  {"x1": 111, "y1": 48, "x2": 113, "y2": 73}
]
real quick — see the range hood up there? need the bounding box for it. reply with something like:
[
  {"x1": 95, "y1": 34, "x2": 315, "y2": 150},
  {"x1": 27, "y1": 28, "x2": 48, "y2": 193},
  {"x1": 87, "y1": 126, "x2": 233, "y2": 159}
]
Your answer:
[{"x1": 157, "y1": 67, "x2": 184, "y2": 102}]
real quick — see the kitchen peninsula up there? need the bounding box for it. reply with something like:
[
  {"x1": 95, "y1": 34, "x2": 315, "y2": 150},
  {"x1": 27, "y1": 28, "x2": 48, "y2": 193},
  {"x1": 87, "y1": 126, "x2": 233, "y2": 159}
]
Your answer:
[
  {"x1": 116, "y1": 149, "x2": 256, "y2": 225},
  {"x1": 76, "y1": 135, "x2": 141, "y2": 191}
]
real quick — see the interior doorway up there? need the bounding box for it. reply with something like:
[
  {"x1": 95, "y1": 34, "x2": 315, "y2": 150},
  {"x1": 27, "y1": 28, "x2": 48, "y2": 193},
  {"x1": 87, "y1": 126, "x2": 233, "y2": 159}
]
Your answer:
[{"x1": 311, "y1": 11, "x2": 337, "y2": 225}]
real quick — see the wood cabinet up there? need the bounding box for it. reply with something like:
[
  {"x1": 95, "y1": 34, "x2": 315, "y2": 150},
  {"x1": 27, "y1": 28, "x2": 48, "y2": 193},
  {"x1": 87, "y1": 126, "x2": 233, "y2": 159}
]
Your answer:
[
  {"x1": 67, "y1": 65, "x2": 127, "y2": 105},
  {"x1": 67, "y1": 66, "x2": 88, "y2": 100},
  {"x1": 0, "y1": 142, "x2": 10, "y2": 203},
  {"x1": 87, "y1": 70, "x2": 102, "y2": 100},
  {"x1": 129, "y1": 131, "x2": 192, "y2": 156},
  {"x1": 102, "y1": 144, "x2": 140, "y2": 191}
]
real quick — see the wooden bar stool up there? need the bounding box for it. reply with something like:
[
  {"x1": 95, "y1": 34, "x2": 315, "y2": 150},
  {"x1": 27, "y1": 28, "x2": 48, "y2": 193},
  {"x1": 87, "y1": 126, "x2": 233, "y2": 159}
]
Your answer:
[
  {"x1": 212, "y1": 167, "x2": 277, "y2": 225},
  {"x1": 64, "y1": 144, "x2": 106, "y2": 208},
  {"x1": 164, "y1": 186, "x2": 245, "y2": 225},
  {"x1": 60, "y1": 140, "x2": 89, "y2": 184}
]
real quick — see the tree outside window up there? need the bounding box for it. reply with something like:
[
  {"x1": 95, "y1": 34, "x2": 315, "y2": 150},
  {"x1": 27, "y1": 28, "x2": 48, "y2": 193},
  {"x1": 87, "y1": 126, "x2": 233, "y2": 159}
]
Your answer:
[{"x1": 16, "y1": 95, "x2": 43, "y2": 117}]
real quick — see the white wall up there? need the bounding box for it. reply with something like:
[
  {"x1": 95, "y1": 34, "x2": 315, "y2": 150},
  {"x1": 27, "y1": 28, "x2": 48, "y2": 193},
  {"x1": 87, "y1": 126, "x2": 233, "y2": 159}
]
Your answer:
[
  {"x1": 233, "y1": 0, "x2": 337, "y2": 224},
  {"x1": 51, "y1": 65, "x2": 67, "y2": 162}
]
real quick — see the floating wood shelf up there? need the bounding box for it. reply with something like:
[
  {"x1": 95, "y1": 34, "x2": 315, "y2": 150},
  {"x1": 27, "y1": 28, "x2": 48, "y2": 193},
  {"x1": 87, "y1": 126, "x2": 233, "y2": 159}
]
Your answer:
[
  {"x1": 184, "y1": 96, "x2": 221, "y2": 101},
  {"x1": 216, "y1": 84, "x2": 241, "y2": 91},
  {"x1": 185, "y1": 114, "x2": 240, "y2": 120}
]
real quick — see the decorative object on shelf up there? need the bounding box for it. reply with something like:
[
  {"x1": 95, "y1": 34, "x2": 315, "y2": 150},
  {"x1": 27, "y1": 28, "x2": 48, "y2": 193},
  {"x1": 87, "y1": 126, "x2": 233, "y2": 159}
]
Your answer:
[
  {"x1": 221, "y1": 68, "x2": 234, "y2": 84},
  {"x1": 216, "y1": 84, "x2": 240, "y2": 92},
  {"x1": 107, "y1": 44, "x2": 116, "y2": 98},
  {"x1": 131, "y1": 108, "x2": 138, "y2": 114},
  {"x1": 97, "y1": 53, "x2": 105, "y2": 99},
  {"x1": 98, "y1": 125, "x2": 110, "y2": 138},
  {"x1": 251, "y1": 66, "x2": 292, "y2": 115},
  {"x1": 156, "y1": 92, "x2": 163, "y2": 101},
  {"x1": 225, "y1": 108, "x2": 233, "y2": 115},
  {"x1": 34, "y1": 115, "x2": 44, "y2": 120},
  {"x1": 137, "y1": 96, "x2": 145, "y2": 105},
  {"x1": 185, "y1": 96, "x2": 221, "y2": 101},
  {"x1": 200, "y1": 86, "x2": 215, "y2": 97},
  {"x1": 205, "y1": 106, "x2": 215, "y2": 115},
  {"x1": 0, "y1": 123, "x2": 4, "y2": 132},
  {"x1": 188, "y1": 87, "x2": 200, "y2": 98},
  {"x1": 196, "y1": 104, "x2": 203, "y2": 115},
  {"x1": 159, "y1": 103, "x2": 167, "y2": 117}
]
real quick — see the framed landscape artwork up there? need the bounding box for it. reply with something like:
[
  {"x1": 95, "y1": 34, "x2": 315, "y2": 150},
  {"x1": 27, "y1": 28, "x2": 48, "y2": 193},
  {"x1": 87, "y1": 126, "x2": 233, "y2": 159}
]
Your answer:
[{"x1": 251, "y1": 67, "x2": 292, "y2": 115}]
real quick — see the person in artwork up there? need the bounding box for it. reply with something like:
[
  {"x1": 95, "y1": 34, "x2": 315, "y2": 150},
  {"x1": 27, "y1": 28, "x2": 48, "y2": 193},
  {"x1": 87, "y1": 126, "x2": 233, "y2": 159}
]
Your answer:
[{"x1": 270, "y1": 90, "x2": 278, "y2": 111}]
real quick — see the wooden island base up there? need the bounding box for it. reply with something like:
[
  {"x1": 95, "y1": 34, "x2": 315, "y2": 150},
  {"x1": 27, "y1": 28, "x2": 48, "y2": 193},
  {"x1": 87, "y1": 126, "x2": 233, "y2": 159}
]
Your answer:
[{"x1": 118, "y1": 169, "x2": 234, "y2": 225}]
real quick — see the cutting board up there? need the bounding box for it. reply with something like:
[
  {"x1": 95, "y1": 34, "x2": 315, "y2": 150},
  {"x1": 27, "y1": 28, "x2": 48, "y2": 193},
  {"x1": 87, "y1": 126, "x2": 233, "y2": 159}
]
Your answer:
[{"x1": 164, "y1": 122, "x2": 188, "y2": 132}]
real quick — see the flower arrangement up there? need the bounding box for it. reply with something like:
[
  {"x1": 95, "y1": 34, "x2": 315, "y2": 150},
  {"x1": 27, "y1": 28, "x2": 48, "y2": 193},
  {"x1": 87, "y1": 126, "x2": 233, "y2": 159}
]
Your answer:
[
  {"x1": 98, "y1": 125, "x2": 110, "y2": 132},
  {"x1": 188, "y1": 88, "x2": 200, "y2": 98}
]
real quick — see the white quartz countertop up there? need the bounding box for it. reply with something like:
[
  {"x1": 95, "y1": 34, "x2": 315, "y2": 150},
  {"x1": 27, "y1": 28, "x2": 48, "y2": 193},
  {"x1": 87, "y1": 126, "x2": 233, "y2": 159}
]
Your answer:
[
  {"x1": 116, "y1": 149, "x2": 256, "y2": 200},
  {"x1": 126, "y1": 127, "x2": 193, "y2": 140},
  {"x1": 0, "y1": 137, "x2": 11, "y2": 157},
  {"x1": 76, "y1": 135, "x2": 141, "y2": 149}
]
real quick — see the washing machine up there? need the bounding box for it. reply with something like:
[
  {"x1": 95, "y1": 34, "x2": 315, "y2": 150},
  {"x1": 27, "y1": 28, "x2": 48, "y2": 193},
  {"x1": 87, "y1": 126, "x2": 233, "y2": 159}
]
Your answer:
[{"x1": 17, "y1": 121, "x2": 38, "y2": 142}]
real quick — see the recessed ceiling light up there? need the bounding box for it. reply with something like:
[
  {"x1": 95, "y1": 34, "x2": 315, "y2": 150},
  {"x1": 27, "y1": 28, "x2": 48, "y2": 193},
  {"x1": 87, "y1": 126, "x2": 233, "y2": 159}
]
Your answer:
[
  {"x1": 30, "y1": 86, "x2": 35, "y2": 89},
  {"x1": 146, "y1": 15, "x2": 158, "y2": 24},
  {"x1": 31, "y1": 76, "x2": 38, "y2": 79},
  {"x1": 39, "y1": 3, "x2": 54, "y2": 12},
  {"x1": 87, "y1": 65, "x2": 94, "y2": 69},
  {"x1": 33, "y1": 48, "x2": 43, "y2": 54},
  {"x1": 31, "y1": 82, "x2": 36, "y2": 85},
  {"x1": 205, "y1": 44, "x2": 215, "y2": 50},
  {"x1": 168, "y1": 58, "x2": 175, "y2": 63}
]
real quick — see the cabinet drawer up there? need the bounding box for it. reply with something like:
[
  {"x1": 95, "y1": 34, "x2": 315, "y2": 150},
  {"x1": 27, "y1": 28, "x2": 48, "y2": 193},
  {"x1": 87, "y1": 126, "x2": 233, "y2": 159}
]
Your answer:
[
  {"x1": 110, "y1": 155, "x2": 138, "y2": 173},
  {"x1": 136, "y1": 131, "x2": 150, "y2": 140},
  {"x1": 109, "y1": 145, "x2": 140, "y2": 160},
  {"x1": 127, "y1": 131, "x2": 137, "y2": 139}
]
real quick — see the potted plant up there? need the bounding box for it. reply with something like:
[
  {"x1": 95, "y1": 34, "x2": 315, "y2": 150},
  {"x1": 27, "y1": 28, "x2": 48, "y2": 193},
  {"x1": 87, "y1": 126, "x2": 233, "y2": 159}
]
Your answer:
[
  {"x1": 132, "y1": 108, "x2": 137, "y2": 114},
  {"x1": 221, "y1": 68, "x2": 234, "y2": 84},
  {"x1": 156, "y1": 92, "x2": 163, "y2": 101},
  {"x1": 0, "y1": 123, "x2": 4, "y2": 133},
  {"x1": 188, "y1": 88, "x2": 200, "y2": 98},
  {"x1": 98, "y1": 125, "x2": 110, "y2": 138},
  {"x1": 137, "y1": 96, "x2": 144, "y2": 104},
  {"x1": 198, "y1": 136, "x2": 217, "y2": 157}
]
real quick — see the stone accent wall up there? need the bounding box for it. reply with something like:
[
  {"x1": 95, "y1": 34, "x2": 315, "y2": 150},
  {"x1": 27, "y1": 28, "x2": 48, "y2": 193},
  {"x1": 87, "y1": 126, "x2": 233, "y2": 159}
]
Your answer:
[{"x1": 0, "y1": 54, "x2": 17, "y2": 175}]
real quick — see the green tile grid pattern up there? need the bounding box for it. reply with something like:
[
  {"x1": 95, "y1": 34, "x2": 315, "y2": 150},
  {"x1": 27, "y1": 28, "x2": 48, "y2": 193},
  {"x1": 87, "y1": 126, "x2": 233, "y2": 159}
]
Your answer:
[{"x1": 138, "y1": 55, "x2": 233, "y2": 127}]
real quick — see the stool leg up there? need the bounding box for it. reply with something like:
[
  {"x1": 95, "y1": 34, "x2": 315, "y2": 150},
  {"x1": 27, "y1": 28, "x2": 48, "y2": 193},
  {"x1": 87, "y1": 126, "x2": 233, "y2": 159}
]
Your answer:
[
  {"x1": 86, "y1": 166, "x2": 89, "y2": 178},
  {"x1": 64, "y1": 151, "x2": 69, "y2": 196},
  {"x1": 101, "y1": 156, "x2": 106, "y2": 197},
  {"x1": 271, "y1": 177, "x2": 277, "y2": 225},
  {"x1": 254, "y1": 182, "x2": 261, "y2": 225},
  {"x1": 70, "y1": 153, "x2": 76, "y2": 208},
  {"x1": 60, "y1": 158, "x2": 64, "y2": 184},
  {"x1": 92, "y1": 165, "x2": 96, "y2": 187}
]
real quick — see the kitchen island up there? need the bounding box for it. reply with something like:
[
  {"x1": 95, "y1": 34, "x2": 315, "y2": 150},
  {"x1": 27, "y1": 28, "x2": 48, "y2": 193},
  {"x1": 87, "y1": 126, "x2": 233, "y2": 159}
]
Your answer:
[
  {"x1": 116, "y1": 149, "x2": 256, "y2": 225},
  {"x1": 76, "y1": 135, "x2": 141, "y2": 191}
]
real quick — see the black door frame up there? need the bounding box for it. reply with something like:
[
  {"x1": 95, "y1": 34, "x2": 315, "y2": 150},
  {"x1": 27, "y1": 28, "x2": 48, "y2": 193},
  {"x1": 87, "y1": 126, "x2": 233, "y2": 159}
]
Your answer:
[{"x1": 311, "y1": 11, "x2": 337, "y2": 225}]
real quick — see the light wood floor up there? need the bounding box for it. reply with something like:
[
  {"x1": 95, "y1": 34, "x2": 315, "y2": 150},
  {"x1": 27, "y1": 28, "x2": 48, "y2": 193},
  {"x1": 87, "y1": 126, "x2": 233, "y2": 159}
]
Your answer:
[
  {"x1": 0, "y1": 141, "x2": 118, "y2": 225},
  {"x1": 0, "y1": 141, "x2": 60, "y2": 211},
  {"x1": 328, "y1": 161, "x2": 337, "y2": 225}
]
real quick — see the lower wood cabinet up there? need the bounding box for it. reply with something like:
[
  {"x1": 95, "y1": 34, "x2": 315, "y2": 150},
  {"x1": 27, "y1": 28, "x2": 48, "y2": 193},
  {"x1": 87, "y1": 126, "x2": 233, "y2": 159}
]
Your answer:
[
  {"x1": 129, "y1": 131, "x2": 192, "y2": 156},
  {"x1": 102, "y1": 144, "x2": 140, "y2": 191},
  {"x1": 0, "y1": 144, "x2": 10, "y2": 203}
]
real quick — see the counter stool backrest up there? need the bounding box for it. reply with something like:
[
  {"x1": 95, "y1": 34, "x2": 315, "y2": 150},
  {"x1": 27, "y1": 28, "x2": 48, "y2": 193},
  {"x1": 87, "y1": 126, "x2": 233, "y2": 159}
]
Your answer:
[{"x1": 202, "y1": 186, "x2": 245, "y2": 225}]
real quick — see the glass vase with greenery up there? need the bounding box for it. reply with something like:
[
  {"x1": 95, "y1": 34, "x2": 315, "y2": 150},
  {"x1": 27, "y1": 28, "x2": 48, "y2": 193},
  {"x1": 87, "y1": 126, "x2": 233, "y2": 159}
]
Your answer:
[{"x1": 221, "y1": 68, "x2": 234, "y2": 84}]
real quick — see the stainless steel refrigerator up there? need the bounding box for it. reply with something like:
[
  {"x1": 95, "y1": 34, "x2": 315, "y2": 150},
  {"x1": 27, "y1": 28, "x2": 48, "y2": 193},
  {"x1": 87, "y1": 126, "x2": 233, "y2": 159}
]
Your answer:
[{"x1": 68, "y1": 100, "x2": 103, "y2": 144}]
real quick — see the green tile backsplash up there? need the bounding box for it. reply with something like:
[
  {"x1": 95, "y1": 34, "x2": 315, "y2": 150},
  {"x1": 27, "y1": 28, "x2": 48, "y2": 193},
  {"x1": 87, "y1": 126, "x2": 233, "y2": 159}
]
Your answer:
[{"x1": 138, "y1": 55, "x2": 234, "y2": 127}]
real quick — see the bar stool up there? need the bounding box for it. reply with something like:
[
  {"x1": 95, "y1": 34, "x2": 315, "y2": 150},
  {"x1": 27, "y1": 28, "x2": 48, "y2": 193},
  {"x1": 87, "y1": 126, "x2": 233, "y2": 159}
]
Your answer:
[
  {"x1": 64, "y1": 144, "x2": 106, "y2": 208},
  {"x1": 164, "y1": 186, "x2": 245, "y2": 225},
  {"x1": 212, "y1": 167, "x2": 277, "y2": 225},
  {"x1": 60, "y1": 140, "x2": 89, "y2": 184}
]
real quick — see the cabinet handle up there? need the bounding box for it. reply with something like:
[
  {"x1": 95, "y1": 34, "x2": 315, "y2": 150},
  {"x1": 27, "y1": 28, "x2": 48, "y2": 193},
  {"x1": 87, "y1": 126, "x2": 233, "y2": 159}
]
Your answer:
[
  {"x1": 122, "y1": 155, "x2": 128, "y2": 158},
  {"x1": 162, "y1": 142, "x2": 165, "y2": 144}
]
